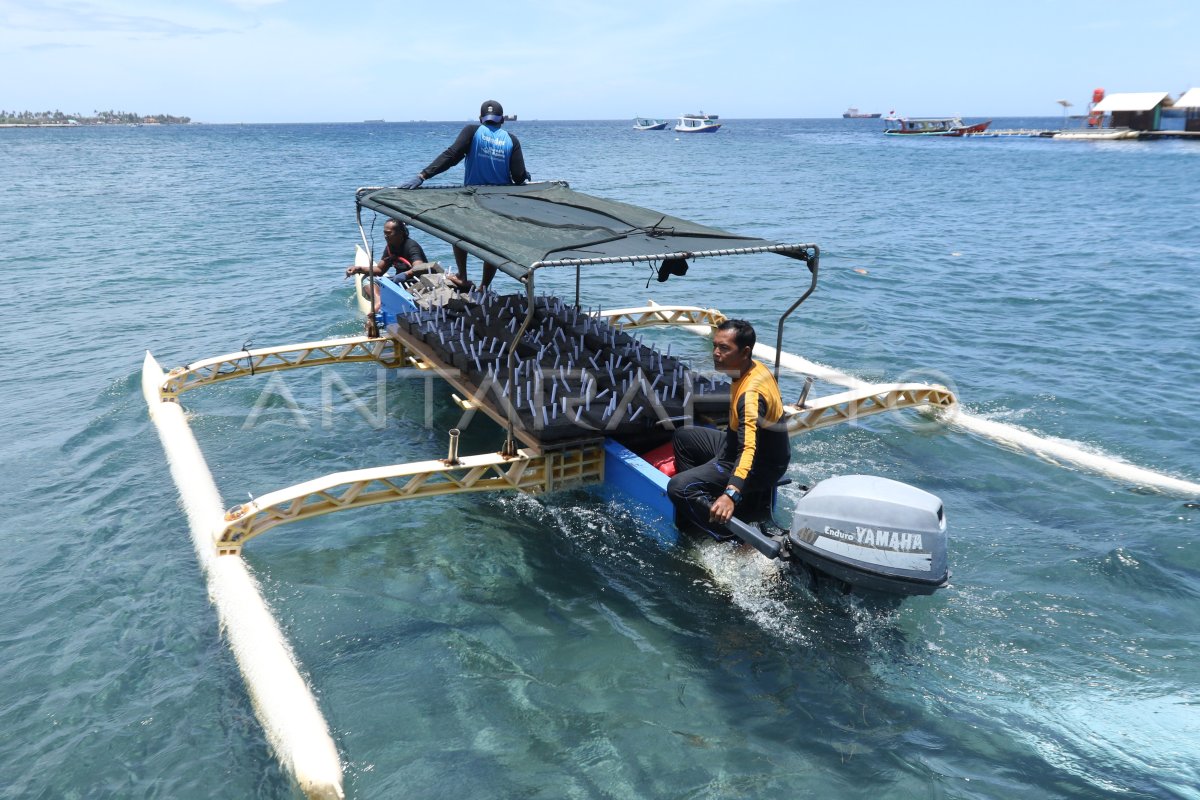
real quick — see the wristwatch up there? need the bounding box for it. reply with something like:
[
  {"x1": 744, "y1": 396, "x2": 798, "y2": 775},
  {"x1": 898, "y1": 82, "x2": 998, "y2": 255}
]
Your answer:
[{"x1": 723, "y1": 487, "x2": 741, "y2": 504}]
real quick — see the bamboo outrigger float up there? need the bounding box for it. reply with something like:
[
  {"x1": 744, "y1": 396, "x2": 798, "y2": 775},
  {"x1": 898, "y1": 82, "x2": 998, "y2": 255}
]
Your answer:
[{"x1": 142, "y1": 181, "x2": 962, "y2": 798}]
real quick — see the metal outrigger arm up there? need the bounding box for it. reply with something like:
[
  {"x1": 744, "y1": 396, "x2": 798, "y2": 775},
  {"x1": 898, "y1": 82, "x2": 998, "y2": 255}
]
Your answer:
[
  {"x1": 783, "y1": 384, "x2": 957, "y2": 434},
  {"x1": 215, "y1": 444, "x2": 605, "y2": 555},
  {"x1": 595, "y1": 304, "x2": 728, "y2": 331},
  {"x1": 158, "y1": 336, "x2": 407, "y2": 400}
]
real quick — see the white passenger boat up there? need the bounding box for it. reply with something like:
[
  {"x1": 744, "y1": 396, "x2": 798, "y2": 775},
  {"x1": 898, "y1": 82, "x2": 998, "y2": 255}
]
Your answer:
[{"x1": 675, "y1": 112, "x2": 722, "y2": 133}]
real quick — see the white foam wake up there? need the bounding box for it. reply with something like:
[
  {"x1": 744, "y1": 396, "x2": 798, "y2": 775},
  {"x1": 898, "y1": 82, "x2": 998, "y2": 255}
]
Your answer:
[
  {"x1": 141, "y1": 353, "x2": 343, "y2": 800},
  {"x1": 754, "y1": 342, "x2": 1200, "y2": 498}
]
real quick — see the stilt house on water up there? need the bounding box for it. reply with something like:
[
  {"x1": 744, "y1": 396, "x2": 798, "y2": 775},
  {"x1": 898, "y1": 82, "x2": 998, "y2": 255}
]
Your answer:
[
  {"x1": 1089, "y1": 91, "x2": 1171, "y2": 131},
  {"x1": 1171, "y1": 88, "x2": 1200, "y2": 132}
]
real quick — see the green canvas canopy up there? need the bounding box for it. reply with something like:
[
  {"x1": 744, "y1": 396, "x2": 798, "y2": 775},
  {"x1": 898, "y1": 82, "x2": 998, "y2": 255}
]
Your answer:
[{"x1": 357, "y1": 181, "x2": 812, "y2": 281}]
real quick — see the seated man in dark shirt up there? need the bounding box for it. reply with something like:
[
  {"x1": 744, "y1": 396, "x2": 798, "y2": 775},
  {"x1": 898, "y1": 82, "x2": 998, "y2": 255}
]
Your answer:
[{"x1": 345, "y1": 219, "x2": 431, "y2": 309}]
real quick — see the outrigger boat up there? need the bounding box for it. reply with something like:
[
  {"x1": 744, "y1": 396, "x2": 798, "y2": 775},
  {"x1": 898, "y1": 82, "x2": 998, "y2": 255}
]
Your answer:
[
  {"x1": 142, "y1": 181, "x2": 958, "y2": 798},
  {"x1": 883, "y1": 116, "x2": 992, "y2": 136}
]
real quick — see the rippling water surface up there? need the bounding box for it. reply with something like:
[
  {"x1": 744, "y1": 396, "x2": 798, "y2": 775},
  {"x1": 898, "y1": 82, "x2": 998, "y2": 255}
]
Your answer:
[{"x1": 1, "y1": 119, "x2": 1197, "y2": 799}]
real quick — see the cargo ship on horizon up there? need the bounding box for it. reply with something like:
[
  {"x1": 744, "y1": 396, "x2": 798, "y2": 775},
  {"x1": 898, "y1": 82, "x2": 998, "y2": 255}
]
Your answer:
[{"x1": 843, "y1": 106, "x2": 882, "y2": 118}]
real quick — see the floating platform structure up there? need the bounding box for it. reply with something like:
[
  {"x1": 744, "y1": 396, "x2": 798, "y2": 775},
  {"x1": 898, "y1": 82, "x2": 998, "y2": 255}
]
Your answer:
[
  {"x1": 960, "y1": 127, "x2": 1200, "y2": 140},
  {"x1": 963, "y1": 87, "x2": 1200, "y2": 140}
]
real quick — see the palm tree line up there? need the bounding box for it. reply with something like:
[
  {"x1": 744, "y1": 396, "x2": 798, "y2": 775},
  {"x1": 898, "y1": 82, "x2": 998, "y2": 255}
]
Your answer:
[{"x1": 0, "y1": 109, "x2": 191, "y2": 125}]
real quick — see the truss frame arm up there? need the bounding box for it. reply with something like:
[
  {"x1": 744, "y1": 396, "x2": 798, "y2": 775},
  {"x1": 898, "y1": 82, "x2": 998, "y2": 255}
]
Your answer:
[
  {"x1": 215, "y1": 444, "x2": 605, "y2": 554},
  {"x1": 593, "y1": 304, "x2": 727, "y2": 331},
  {"x1": 784, "y1": 383, "x2": 957, "y2": 436},
  {"x1": 157, "y1": 336, "x2": 409, "y2": 400}
]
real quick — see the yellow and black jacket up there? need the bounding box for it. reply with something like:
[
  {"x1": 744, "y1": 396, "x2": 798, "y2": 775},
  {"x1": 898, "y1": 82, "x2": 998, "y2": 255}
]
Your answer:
[{"x1": 722, "y1": 360, "x2": 790, "y2": 492}]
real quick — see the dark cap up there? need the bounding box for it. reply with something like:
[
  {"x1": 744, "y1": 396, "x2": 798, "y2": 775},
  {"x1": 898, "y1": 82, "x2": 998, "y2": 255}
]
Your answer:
[{"x1": 480, "y1": 100, "x2": 504, "y2": 124}]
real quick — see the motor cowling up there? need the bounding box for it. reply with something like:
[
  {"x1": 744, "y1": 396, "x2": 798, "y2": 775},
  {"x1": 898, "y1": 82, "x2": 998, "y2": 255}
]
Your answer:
[{"x1": 786, "y1": 475, "x2": 949, "y2": 595}]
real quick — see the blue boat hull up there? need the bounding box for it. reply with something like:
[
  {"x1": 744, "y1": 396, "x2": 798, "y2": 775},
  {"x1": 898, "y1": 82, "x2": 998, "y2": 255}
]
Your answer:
[{"x1": 600, "y1": 439, "x2": 681, "y2": 546}]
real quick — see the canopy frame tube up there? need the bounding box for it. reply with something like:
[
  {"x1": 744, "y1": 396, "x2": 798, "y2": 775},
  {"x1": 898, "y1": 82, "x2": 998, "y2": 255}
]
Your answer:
[{"x1": 774, "y1": 249, "x2": 820, "y2": 382}]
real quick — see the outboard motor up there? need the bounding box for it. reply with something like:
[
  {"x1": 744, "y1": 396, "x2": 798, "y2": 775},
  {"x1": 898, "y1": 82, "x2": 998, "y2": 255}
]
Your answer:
[{"x1": 786, "y1": 475, "x2": 949, "y2": 595}]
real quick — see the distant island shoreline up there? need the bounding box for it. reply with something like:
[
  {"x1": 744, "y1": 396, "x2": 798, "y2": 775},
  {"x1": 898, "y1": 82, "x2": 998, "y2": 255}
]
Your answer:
[{"x1": 0, "y1": 109, "x2": 191, "y2": 127}]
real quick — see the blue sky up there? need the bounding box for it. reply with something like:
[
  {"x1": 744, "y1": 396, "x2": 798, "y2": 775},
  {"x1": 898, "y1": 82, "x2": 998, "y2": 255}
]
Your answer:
[{"x1": 1, "y1": 0, "x2": 1197, "y2": 122}]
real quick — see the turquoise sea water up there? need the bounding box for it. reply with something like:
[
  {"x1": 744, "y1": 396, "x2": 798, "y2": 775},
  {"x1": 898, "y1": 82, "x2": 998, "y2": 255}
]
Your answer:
[{"x1": 1, "y1": 118, "x2": 1198, "y2": 799}]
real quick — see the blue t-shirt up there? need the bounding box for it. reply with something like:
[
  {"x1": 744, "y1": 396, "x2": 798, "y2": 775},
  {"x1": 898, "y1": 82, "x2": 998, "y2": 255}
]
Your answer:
[{"x1": 464, "y1": 124, "x2": 514, "y2": 185}]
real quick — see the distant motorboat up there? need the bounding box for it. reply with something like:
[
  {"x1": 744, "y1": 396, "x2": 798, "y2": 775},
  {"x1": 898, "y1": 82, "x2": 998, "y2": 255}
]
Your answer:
[
  {"x1": 633, "y1": 117, "x2": 669, "y2": 131},
  {"x1": 675, "y1": 112, "x2": 721, "y2": 133},
  {"x1": 843, "y1": 107, "x2": 882, "y2": 119},
  {"x1": 883, "y1": 116, "x2": 992, "y2": 136}
]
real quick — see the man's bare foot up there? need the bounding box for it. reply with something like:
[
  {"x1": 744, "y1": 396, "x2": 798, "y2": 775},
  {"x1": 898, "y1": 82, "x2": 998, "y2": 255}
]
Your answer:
[{"x1": 447, "y1": 274, "x2": 474, "y2": 292}]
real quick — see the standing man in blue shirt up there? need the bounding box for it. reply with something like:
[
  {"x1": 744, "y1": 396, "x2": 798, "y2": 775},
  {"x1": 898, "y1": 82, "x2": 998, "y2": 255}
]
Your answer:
[{"x1": 400, "y1": 100, "x2": 531, "y2": 290}]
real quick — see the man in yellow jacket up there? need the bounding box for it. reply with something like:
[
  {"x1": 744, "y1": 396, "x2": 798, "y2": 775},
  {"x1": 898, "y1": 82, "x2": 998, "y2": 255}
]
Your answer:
[{"x1": 667, "y1": 319, "x2": 790, "y2": 539}]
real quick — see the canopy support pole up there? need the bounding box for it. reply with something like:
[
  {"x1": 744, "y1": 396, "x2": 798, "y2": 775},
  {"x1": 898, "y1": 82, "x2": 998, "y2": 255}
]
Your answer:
[
  {"x1": 502, "y1": 274, "x2": 538, "y2": 458},
  {"x1": 355, "y1": 205, "x2": 380, "y2": 336},
  {"x1": 774, "y1": 247, "x2": 819, "y2": 383}
]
